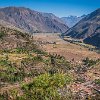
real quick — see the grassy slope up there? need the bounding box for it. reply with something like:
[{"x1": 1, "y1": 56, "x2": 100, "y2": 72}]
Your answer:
[{"x1": 0, "y1": 27, "x2": 100, "y2": 100}]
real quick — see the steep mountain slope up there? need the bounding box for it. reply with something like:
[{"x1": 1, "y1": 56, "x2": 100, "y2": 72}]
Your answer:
[
  {"x1": 0, "y1": 7, "x2": 68, "y2": 33},
  {"x1": 0, "y1": 19, "x2": 26, "y2": 33},
  {"x1": 61, "y1": 15, "x2": 86, "y2": 27},
  {"x1": 84, "y1": 33, "x2": 100, "y2": 48},
  {"x1": 0, "y1": 24, "x2": 30, "y2": 50},
  {"x1": 64, "y1": 8, "x2": 100, "y2": 47}
]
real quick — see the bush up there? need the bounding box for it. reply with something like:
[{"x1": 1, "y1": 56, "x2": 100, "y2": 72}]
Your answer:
[
  {"x1": 20, "y1": 73, "x2": 73, "y2": 100},
  {"x1": 0, "y1": 59, "x2": 25, "y2": 83},
  {"x1": 83, "y1": 57, "x2": 97, "y2": 67},
  {"x1": 0, "y1": 32, "x2": 5, "y2": 38},
  {"x1": 14, "y1": 48, "x2": 28, "y2": 54},
  {"x1": 94, "y1": 79, "x2": 100, "y2": 85}
]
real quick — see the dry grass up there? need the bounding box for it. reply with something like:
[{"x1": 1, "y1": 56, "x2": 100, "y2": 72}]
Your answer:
[{"x1": 32, "y1": 33, "x2": 100, "y2": 62}]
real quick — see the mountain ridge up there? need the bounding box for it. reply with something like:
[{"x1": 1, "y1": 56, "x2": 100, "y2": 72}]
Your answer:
[
  {"x1": 64, "y1": 8, "x2": 100, "y2": 48},
  {"x1": 61, "y1": 15, "x2": 86, "y2": 27},
  {"x1": 0, "y1": 7, "x2": 69, "y2": 33}
]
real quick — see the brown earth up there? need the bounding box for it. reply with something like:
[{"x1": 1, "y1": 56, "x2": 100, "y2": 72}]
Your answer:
[{"x1": 32, "y1": 33, "x2": 100, "y2": 62}]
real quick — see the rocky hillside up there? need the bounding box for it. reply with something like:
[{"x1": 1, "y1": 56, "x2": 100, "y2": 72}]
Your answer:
[
  {"x1": 61, "y1": 15, "x2": 86, "y2": 27},
  {"x1": 0, "y1": 25, "x2": 100, "y2": 100},
  {"x1": 0, "y1": 25, "x2": 73, "y2": 100},
  {"x1": 0, "y1": 7, "x2": 68, "y2": 33},
  {"x1": 0, "y1": 24, "x2": 31, "y2": 50},
  {"x1": 64, "y1": 8, "x2": 100, "y2": 48},
  {"x1": 84, "y1": 33, "x2": 100, "y2": 48}
]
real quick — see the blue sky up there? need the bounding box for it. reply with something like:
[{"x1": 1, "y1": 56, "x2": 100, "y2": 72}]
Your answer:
[{"x1": 0, "y1": 0, "x2": 100, "y2": 17}]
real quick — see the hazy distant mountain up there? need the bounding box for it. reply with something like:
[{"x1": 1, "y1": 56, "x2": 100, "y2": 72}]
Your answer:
[
  {"x1": 64, "y1": 8, "x2": 100, "y2": 48},
  {"x1": 0, "y1": 7, "x2": 68, "y2": 33},
  {"x1": 61, "y1": 15, "x2": 86, "y2": 27}
]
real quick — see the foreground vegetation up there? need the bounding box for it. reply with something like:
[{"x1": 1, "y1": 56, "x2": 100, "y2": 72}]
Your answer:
[{"x1": 0, "y1": 26, "x2": 100, "y2": 100}]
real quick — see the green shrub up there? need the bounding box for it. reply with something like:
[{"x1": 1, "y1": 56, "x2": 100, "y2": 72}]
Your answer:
[
  {"x1": 95, "y1": 79, "x2": 100, "y2": 85},
  {"x1": 21, "y1": 73, "x2": 73, "y2": 100},
  {"x1": 32, "y1": 49, "x2": 47, "y2": 55},
  {"x1": 0, "y1": 94, "x2": 5, "y2": 100},
  {"x1": 0, "y1": 60, "x2": 11, "y2": 67},
  {"x1": 14, "y1": 48, "x2": 28, "y2": 54},
  {"x1": 0, "y1": 59, "x2": 26, "y2": 83},
  {"x1": 83, "y1": 57, "x2": 97, "y2": 67},
  {"x1": 0, "y1": 32, "x2": 5, "y2": 38}
]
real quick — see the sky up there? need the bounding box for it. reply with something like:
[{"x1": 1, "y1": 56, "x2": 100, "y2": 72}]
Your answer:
[{"x1": 0, "y1": 0, "x2": 100, "y2": 17}]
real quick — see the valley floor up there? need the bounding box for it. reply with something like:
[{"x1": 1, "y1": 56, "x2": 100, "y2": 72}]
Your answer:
[{"x1": 32, "y1": 33, "x2": 100, "y2": 62}]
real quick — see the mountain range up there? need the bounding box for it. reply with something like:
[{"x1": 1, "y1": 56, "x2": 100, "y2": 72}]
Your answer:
[
  {"x1": 0, "y1": 7, "x2": 68, "y2": 33},
  {"x1": 0, "y1": 7, "x2": 100, "y2": 48},
  {"x1": 61, "y1": 15, "x2": 86, "y2": 27},
  {"x1": 64, "y1": 8, "x2": 100, "y2": 48}
]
